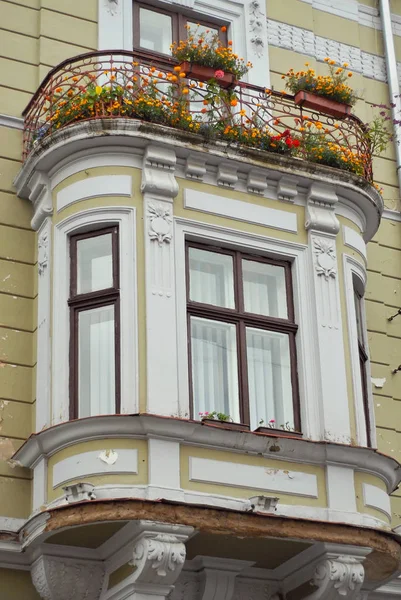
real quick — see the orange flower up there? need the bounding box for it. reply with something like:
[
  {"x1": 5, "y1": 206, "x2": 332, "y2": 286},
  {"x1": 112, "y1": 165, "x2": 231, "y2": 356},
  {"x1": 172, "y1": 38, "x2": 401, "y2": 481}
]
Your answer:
[
  {"x1": 228, "y1": 40, "x2": 233, "y2": 46},
  {"x1": 221, "y1": 26, "x2": 227, "y2": 32},
  {"x1": 182, "y1": 88, "x2": 189, "y2": 94},
  {"x1": 55, "y1": 87, "x2": 62, "y2": 93},
  {"x1": 174, "y1": 66, "x2": 181, "y2": 72},
  {"x1": 230, "y1": 98, "x2": 238, "y2": 106}
]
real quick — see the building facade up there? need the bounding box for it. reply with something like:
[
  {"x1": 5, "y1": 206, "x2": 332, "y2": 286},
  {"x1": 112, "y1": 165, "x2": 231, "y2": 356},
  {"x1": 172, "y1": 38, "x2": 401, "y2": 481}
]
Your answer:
[{"x1": 1, "y1": 0, "x2": 401, "y2": 598}]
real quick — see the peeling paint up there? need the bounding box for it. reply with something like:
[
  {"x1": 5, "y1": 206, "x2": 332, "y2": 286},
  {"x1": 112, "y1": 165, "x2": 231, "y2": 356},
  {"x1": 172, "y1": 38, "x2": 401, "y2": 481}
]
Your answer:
[
  {"x1": 98, "y1": 449, "x2": 118, "y2": 465},
  {"x1": 371, "y1": 377, "x2": 386, "y2": 388}
]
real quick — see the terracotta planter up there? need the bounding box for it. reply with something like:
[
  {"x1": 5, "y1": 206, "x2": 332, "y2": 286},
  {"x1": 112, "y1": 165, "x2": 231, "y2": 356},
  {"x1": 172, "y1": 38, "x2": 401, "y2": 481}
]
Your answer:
[
  {"x1": 294, "y1": 90, "x2": 352, "y2": 119},
  {"x1": 201, "y1": 419, "x2": 249, "y2": 431},
  {"x1": 254, "y1": 426, "x2": 302, "y2": 439},
  {"x1": 179, "y1": 62, "x2": 237, "y2": 88}
]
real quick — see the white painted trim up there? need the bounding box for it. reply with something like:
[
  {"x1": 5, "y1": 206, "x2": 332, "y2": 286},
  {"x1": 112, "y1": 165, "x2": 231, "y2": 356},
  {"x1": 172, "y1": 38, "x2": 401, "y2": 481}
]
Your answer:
[
  {"x1": 189, "y1": 457, "x2": 318, "y2": 498},
  {"x1": 174, "y1": 217, "x2": 322, "y2": 440},
  {"x1": 98, "y1": 0, "x2": 270, "y2": 87},
  {"x1": 363, "y1": 483, "x2": 391, "y2": 521},
  {"x1": 148, "y1": 438, "x2": 182, "y2": 501},
  {"x1": 326, "y1": 465, "x2": 356, "y2": 512},
  {"x1": 0, "y1": 114, "x2": 24, "y2": 130},
  {"x1": 342, "y1": 254, "x2": 376, "y2": 448},
  {"x1": 0, "y1": 517, "x2": 26, "y2": 533},
  {"x1": 32, "y1": 457, "x2": 47, "y2": 512},
  {"x1": 36, "y1": 218, "x2": 52, "y2": 432},
  {"x1": 52, "y1": 207, "x2": 138, "y2": 424},
  {"x1": 343, "y1": 225, "x2": 367, "y2": 261},
  {"x1": 52, "y1": 449, "x2": 139, "y2": 488},
  {"x1": 383, "y1": 208, "x2": 401, "y2": 222},
  {"x1": 50, "y1": 149, "x2": 142, "y2": 191},
  {"x1": 56, "y1": 175, "x2": 132, "y2": 212},
  {"x1": 184, "y1": 188, "x2": 298, "y2": 233}
]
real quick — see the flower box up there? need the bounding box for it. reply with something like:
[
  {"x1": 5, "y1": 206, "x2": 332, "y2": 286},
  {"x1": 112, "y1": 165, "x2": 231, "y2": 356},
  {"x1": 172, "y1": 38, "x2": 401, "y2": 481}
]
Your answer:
[
  {"x1": 179, "y1": 62, "x2": 237, "y2": 89},
  {"x1": 201, "y1": 419, "x2": 249, "y2": 431},
  {"x1": 254, "y1": 426, "x2": 303, "y2": 439},
  {"x1": 294, "y1": 90, "x2": 352, "y2": 119}
]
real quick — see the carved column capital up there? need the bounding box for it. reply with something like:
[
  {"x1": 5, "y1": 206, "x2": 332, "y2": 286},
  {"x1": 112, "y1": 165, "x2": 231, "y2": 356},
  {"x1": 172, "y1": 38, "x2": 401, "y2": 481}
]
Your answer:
[
  {"x1": 31, "y1": 555, "x2": 105, "y2": 600},
  {"x1": 306, "y1": 182, "x2": 339, "y2": 235},
  {"x1": 310, "y1": 555, "x2": 365, "y2": 599}
]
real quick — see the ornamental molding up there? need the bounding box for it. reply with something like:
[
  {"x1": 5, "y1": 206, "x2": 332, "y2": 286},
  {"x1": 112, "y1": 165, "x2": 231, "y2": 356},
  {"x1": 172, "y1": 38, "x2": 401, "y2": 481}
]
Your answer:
[
  {"x1": 249, "y1": 0, "x2": 265, "y2": 58},
  {"x1": 266, "y1": 19, "x2": 390, "y2": 83},
  {"x1": 313, "y1": 238, "x2": 337, "y2": 280},
  {"x1": 141, "y1": 144, "x2": 179, "y2": 199},
  {"x1": 31, "y1": 556, "x2": 105, "y2": 600},
  {"x1": 105, "y1": 0, "x2": 119, "y2": 16},
  {"x1": 311, "y1": 555, "x2": 365, "y2": 599},
  {"x1": 38, "y1": 227, "x2": 49, "y2": 275},
  {"x1": 148, "y1": 203, "x2": 173, "y2": 245},
  {"x1": 306, "y1": 182, "x2": 340, "y2": 235}
]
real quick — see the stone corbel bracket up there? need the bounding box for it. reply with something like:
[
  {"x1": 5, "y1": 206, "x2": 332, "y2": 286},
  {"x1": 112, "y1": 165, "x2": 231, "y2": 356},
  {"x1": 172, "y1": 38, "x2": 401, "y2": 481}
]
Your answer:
[
  {"x1": 311, "y1": 554, "x2": 365, "y2": 599},
  {"x1": 306, "y1": 182, "x2": 340, "y2": 235},
  {"x1": 141, "y1": 144, "x2": 179, "y2": 200},
  {"x1": 31, "y1": 555, "x2": 105, "y2": 600},
  {"x1": 25, "y1": 172, "x2": 53, "y2": 231}
]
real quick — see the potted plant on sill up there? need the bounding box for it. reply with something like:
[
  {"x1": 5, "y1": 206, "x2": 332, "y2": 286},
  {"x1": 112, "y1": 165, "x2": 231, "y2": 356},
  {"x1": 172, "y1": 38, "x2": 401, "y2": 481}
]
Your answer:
[
  {"x1": 171, "y1": 25, "x2": 252, "y2": 89},
  {"x1": 255, "y1": 419, "x2": 302, "y2": 439},
  {"x1": 283, "y1": 58, "x2": 357, "y2": 118},
  {"x1": 199, "y1": 411, "x2": 250, "y2": 431}
]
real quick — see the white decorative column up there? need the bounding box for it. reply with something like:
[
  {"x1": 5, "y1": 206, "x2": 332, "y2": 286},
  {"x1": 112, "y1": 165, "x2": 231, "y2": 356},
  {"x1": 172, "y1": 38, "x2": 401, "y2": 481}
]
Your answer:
[
  {"x1": 106, "y1": 523, "x2": 193, "y2": 600},
  {"x1": 36, "y1": 217, "x2": 52, "y2": 432},
  {"x1": 142, "y1": 145, "x2": 180, "y2": 416},
  {"x1": 31, "y1": 555, "x2": 105, "y2": 600},
  {"x1": 306, "y1": 182, "x2": 351, "y2": 443}
]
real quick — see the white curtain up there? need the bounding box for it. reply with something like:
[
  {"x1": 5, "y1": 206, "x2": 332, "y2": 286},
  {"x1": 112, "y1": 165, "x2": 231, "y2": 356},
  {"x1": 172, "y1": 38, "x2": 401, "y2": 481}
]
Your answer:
[
  {"x1": 189, "y1": 248, "x2": 234, "y2": 308},
  {"x1": 78, "y1": 305, "x2": 115, "y2": 417},
  {"x1": 191, "y1": 317, "x2": 240, "y2": 422},
  {"x1": 242, "y1": 260, "x2": 287, "y2": 318},
  {"x1": 246, "y1": 327, "x2": 293, "y2": 430}
]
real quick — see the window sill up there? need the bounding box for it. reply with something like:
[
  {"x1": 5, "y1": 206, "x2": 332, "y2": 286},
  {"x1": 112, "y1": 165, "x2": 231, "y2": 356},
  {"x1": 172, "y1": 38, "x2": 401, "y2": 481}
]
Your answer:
[{"x1": 254, "y1": 426, "x2": 303, "y2": 439}]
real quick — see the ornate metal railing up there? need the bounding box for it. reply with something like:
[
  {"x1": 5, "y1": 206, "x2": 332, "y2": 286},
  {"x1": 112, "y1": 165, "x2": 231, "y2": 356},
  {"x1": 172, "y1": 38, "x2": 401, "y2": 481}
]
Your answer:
[{"x1": 22, "y1": 51, "x2": 372, "y2": 182}]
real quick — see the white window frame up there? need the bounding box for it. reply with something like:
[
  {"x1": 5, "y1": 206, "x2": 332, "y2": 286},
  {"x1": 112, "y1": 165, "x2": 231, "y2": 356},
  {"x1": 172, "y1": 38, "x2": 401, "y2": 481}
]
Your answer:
[
  {"x1": 98, "y1": 0, "x2": 270, "y2": 87},
  {"x1": 174, "y1": 218, "x2": 322, "y2": 440},
  {"x1": 52, "y1": 207, "x2": 137, "y2": 425},
  {"x1": 343, "y1": 254, "x2": 375, "y2": 448}
]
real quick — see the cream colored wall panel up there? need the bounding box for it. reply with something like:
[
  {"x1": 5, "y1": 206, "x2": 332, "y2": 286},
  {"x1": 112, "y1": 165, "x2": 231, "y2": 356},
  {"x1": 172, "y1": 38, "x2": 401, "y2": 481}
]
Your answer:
[
  {"x1": 0, "y1": 225, "x2": 34, "y2": 264},
  {"x1": 0, "y1": 57, "x2": 38, "y2": 93},
  {"x1": 266, "y1": 0, "x2": 313, "y2": 30},
  {"x1": 0, "y1": 1, "x2": 39, "y2": 37},
  {"x1": 0, "y1": 294, "x2": 33, "y2": 331},
  {"x1": 0, "y1": 399, "x2": 33, "y2": 438},
  {"x1": 369, "y1": 245, "x2": 401, "y2": 279},
  {"x1": 0, "y1": 362, "x2": 33, "y2": 402},
  {"x1": 372, "y1": 156, "x2": 400, "y2": 187},
  {"x1": 5, "y1": 0, "x2": 39, "y2": 7},
  {"x1": 368, "y1": 273, "x2": 401, "y2": 309},
  {"x1": 366, "y1": 243, "x2": 382, "y2": 274},
  {"x1": 365, "y1": 299, "x2": 387, "y2": 334},
  {"x1": 0, "y1": 569, "x2": 40, "y2": 600},
  {"x1": 367, "y1": 331, "x2": 392, "y2": 364},
  {"x1": 0, "y1": 29, "x2": 38, "y2": 65},
  {"x1": 371, "y1": 362, "x2": 399, "y2": 400},
  {"x1": 0, "y1": 327, "x2": 33, "y2": 366},
  {"x1": 39, "y1": 36, "x2": 94, "y2": 68},
  {"x1": 41, "y1": 0, "x2": 97, "y2": 22},
  {"x1": 390, "y1": 494, "x2": 401, "y2": 526},
  {"x1": 313, "y1": 10, "x2": 360, "y2": 45},
  {"x1": 40, "y1": 9, "x2": 97, "y2": 49},
  {"x1": 358, "y1": 24, "x2": 384, "y2": 56},
  {"x1": 0, "y1": 86, "x2": 31, "y2": 118},
  {"x1": 373, "y1": 394, "x2": 397, "y2": 429},
  {"x1": 376, "y1": 427, "x2": 400, "y2": 456},
  {"x1": 0, "y1": 476, "x2": 31, "y2": 517},
  {"x1": 0, "y1": 193, "x2": 32, "y2": 229},
  {"x1": 0, "y1": 438, "x2": 29, "y2": 479},
  {"x1": 0, "y1": 158, "x2": 20, "y2": 193},
  {"x1": 0, "y1": 127, "x2": 23, "y2": 162},
  {"x1": 365, "y1": 271, "x2": 383, "y2": 302},
  {"x1": 0, "y1": 260, "x2": 34, "y2": 298},
  {"x1": 373, "y1": 219, "x2": 401, "y2": 250}
]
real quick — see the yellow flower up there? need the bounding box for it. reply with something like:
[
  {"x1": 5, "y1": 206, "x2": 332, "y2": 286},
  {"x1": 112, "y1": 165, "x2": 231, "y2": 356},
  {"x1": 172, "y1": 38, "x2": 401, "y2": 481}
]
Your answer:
[{"x1": 95, "y1": 86, "x2": 102, "y2": 94}]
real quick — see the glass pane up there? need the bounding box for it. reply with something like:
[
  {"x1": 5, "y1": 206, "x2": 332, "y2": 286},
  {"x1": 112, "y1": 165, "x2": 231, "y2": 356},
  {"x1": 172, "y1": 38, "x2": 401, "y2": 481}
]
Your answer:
[
  {"x1": 187, "y1": 21, "x2": 219, "y2": 41},
  {"x1": 246, "y1": 327, "x2": 294, "y2": 431},
  {"x1": 78, "y1": 305, "x2": 115, "y2": 418},
  {"x1": 243, "y1": 260, "x2": 288, "y2": 318},
  {"x1": 354, "y1": 290, "x2": 364, "y2": 344},
  {"x1": 189, "y1": 247, "x2": 235, "y2": 308},
  {"x1": 140, "y1": 8, "x2": 172, "y2": 54},
  {"x1": 77, "y1": 233, "x2": 113, "y2": 294},
  {"x1": 191, "y1": 317, "x2": 240, "y2": 422}
]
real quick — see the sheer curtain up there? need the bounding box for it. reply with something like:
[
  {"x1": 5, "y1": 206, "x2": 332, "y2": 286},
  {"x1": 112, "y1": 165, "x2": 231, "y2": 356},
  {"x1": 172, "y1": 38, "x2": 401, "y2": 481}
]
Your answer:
[
  {"x1": 189, "y1": 248, "x2": 234, "y2": 308},
  {"x1": 78, "y1": 305, "x2": 115, "y2": 417}
]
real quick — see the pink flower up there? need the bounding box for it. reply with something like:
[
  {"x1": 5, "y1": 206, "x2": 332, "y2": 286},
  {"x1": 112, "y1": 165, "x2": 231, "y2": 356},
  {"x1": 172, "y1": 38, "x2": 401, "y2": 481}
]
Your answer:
[
  {"x1": 214, "y1": 70, "x2": 225, "y2": 79},
  {"x1": 269, "y1": 419, "x2": 275, "y2": 423}
]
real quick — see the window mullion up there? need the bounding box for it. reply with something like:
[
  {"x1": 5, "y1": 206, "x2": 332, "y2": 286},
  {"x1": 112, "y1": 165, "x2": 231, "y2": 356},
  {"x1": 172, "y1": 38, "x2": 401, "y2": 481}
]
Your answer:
[{"x1": 238, "y1": 319, "x2": 250, "y2": 426}]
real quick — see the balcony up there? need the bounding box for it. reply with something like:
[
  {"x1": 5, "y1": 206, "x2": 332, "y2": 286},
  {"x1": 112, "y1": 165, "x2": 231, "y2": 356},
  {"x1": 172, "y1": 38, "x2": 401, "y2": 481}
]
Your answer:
[{"x1": 22, "y1": 50, "x2": 373, "y2": 184}]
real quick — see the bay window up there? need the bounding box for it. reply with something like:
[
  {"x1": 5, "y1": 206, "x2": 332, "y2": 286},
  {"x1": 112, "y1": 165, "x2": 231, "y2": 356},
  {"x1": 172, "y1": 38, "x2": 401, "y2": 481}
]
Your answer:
[
  {"x1": 69, "y1": 227, "x2": 120, "y2": 419},
  {"x1": 186, "y1": 243, "x2": 300, "y2": 431}
]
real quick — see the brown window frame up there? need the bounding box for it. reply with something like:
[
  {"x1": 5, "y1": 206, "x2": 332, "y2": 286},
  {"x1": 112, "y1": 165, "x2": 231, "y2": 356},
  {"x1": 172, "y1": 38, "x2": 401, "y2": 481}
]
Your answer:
[
  {"x1": 133, "y1": 0, "x2": 228, "y2": 60},
  {"x1": 69, "y1": 226, "x2": 121, "y2": 420},
  {"x1": 354, "y1": 288, "x2": 371, "y2": 446},
  {"x1": 186, "y1": 242, "x2": 300, "y2": 431}
]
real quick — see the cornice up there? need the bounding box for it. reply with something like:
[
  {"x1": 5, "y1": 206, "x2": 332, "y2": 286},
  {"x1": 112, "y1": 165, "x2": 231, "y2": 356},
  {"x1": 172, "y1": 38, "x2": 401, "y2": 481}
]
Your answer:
[
  {"x1": 14, "y1": 118, "x2": 382, "y2": 241},
  {"x1": 12, "y1": 414, "x2": 401, "y2": 493}
]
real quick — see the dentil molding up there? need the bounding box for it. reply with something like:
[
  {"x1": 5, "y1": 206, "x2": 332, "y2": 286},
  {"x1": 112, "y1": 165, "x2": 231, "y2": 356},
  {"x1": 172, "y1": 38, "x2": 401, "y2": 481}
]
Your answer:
[{"x1": 31, "y1": 555, "x2": 105, "y2": 600}]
